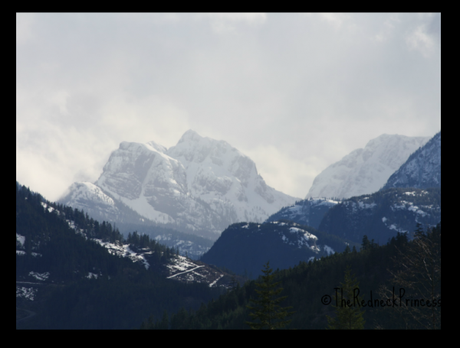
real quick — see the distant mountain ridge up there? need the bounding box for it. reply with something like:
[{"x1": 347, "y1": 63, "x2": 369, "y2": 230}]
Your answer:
[
  {"x1": 381, "y1": 131, "x2": 440, "y2": 191},
  {"x1": 59, "y1": 130, "x2": 299, "y2": 240},
  {"x1": 318, "y1": 187, "x2": 441, "y2": 245},
  {"x1": 305, "y1": 134, "x2": 431, "y2": 199},
  {"x1": 264, "y1": 198, "x2": 339, "y2": 229},
  {"x1": 262, "y1": 132, "x2": 441, "y2": 251}
]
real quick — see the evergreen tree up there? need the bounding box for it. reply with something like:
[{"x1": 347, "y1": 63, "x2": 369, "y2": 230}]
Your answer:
[
  {"x1": 361, "y1": 235, "x2": 370, "y2": 250},
  {"x1": 246, "y1": 261, "x2": 294, "y2": 329},
  {"x1": 140, "y1": 315, "x2": 155, "y2": 329},
  {"x1": 327, "y1": 267, "x2": 366, "y2": 329},
  {"x1": 158, "y1": 310, "x2": 169, "y2": 329},
  {"x1": 379, "y1": 223, "x2": 441, "y2": 329}
]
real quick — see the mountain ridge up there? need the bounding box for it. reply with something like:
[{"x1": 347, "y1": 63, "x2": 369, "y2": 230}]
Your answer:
[
  {"x1": 380, "y1": 131, "x2": 441, "y2": 191},
  {"x1": 318, "y1": 187, "x2": 441, "y2": 245}
]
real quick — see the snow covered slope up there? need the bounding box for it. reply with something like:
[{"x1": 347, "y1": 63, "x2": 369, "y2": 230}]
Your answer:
[
  {"x1": 60, "y1": 130, "x2": 299, "y2": 239},
  {"x1": 166, "y1": 130, "x2": 296, "y2": 224},
  {"x1": 305, "y1": 134, "x2": 430, "y2": 200},
  {"x1": 59, "y1": 182, "x2": 119, "y2": 220},
  {"x1": 381, "y1": 131, "x2": 440, "y2": 191}
]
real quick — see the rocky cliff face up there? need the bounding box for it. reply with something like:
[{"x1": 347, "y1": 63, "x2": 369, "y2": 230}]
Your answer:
[
  {"x1": 305, "y1": 134, "x2": 431, "y2": 200},
  {"x1": 59, "y1": 130, "x2": 299, "y2": 239}
]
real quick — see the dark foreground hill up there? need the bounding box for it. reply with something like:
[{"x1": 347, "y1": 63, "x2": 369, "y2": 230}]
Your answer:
[
  {"x1": 200, "y1": 221, "x2": 356, "y2": 278},
  {"x1": 142, "y1": 222, "x2": 441, "y2": 329},
  {"x1": 16, "y1": 182, "x2": 229, "y2": 329}
]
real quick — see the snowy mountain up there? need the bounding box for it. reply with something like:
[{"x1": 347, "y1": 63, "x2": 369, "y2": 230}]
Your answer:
[
  {"x1": 380, "y1": 131, "x2": 440, "y2": 191},
  {"x1": 59, "y1": 182, "x2": 119, "y2": 221},
  {"x1": 59, "y1": 130, "x2": 299, "y2": 239},
  {"x1": 305, "y1": 134, "x2": 431, "y2": 200}
]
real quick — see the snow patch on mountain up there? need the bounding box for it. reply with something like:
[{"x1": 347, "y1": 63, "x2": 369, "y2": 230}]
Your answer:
[
  {"x1": 265, "y1": 198, "x2": 339, "y2": 229},
  {"x1": 17, "y1": 233, "x2": 25, "y2": 248},
  {"x1": 16, "y1": 286, "x2": 37, "y2": 301},
  {"x1": 323, "y1": 245, "x2": 335, "y2": 255},
  {"x1": 29, "y1": 271, "x2": 50, "y2": 281},
  {"x1": 93, "y1": 238, "x2": 152, "y2": 270},
  {"x1": 382, "y1": 217, "x2": 408, "y2": 233}
]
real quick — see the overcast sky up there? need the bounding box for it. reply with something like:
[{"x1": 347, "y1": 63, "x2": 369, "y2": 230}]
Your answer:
[{"x1": 17, "y1": 13, "x2": 440, "y2": 202}]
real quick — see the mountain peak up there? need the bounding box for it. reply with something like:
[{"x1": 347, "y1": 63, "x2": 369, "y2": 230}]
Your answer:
[
  {"x1": 145, "y1": 140, "x2": 167, "y2": 154},
  {"x1": 177, "y1": 129, "x2": 202, "y2": 144}
]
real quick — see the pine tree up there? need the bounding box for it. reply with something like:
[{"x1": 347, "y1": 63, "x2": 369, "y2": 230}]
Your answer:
[
  {"x1": 361, "y1": 235, "x2": 370, "y2": 250},
  {"x1": 327, "y1": 267, "x2": 366, "y2": 329},
  {"x1": 246, "y1": 261, "x2": 294, "y2": 329},
  {"x1": 379, "y1": 223, "x2": 441, "y2": 329},
  {"x1": 158, "y1": 310, "x2": 169, "y2": 329}
]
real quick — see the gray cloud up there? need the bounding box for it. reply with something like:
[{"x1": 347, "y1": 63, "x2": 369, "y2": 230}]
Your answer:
[{"x1": 16, "y1": 13, "x2": 440, "y2": 202}]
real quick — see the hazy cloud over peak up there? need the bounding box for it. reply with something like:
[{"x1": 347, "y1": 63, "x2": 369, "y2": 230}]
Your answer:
[{"x1": 17, "y1": 13, "x2": 440, "y2": 202}]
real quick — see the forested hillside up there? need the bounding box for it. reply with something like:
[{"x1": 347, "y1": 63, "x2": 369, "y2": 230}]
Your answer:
[
  {"x1": 200, "y1": 221, "x2": 356, "y2": 278},
  {"x1": 142, "y1": 222, "x2": 441, "y2": 329},
  {"x1": 16, "y1": 182, "x2": 225, "y2": 329}
]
